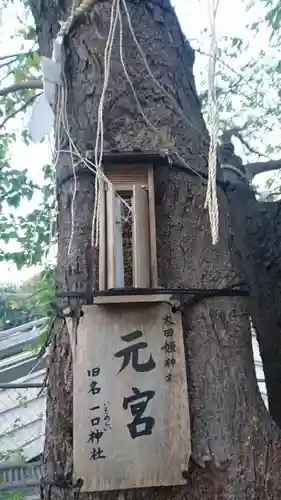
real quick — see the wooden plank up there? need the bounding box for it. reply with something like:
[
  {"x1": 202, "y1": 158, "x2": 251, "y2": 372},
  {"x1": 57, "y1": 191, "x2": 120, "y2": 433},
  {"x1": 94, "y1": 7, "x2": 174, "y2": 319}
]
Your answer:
[
  {"x1": 104, "y1": 166, "x2": 148, "y2": 186},
  {"x1": 132, "y1": 185, "x2": 150, "y2": 288},
  {"x1": 106, "y1": 186, "x2": 116, "y2": 289},
  {"x1": 98, "y1": 178, "x2": 106, "y2": 291},
  {"x1": 147, "y1": 167, "x2": 158, "y2": 287},
  {"x1": 73, "y1": 303, "x2": 190, "y2": 492},
  {"x1": 93, "y1": 294, "x2": 171, "y2": 304},
  {"x1": 111, "y1": 184, "x2": 146, "y2": 193}
]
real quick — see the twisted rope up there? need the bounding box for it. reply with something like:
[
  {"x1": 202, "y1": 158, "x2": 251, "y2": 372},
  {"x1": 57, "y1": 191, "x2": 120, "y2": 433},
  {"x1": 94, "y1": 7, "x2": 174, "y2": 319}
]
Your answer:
[
  {"x1": 58, "y1": 0, "x2": 98, "y2": 37},
  {"x1": 56, "y1": 0, "x2": 221, "y2": 255},
  {"x1": 205, "y1": 0, "x2": 220, "y2": 245},
  {"x1": 92, "y1": 0, "x2": 119, "y2": 247}
]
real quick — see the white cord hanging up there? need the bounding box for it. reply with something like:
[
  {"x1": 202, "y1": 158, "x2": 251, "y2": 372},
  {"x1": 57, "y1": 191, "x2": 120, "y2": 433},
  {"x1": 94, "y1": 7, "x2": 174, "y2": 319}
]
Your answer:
[
  {"x1": 205, "y1": 0, "x2": 220, "y2": 245},
  {"x1": 39, "y1": 0, "x2": 219, "y2": 262},
  {"x1": 92, "y1": 0, "x2": 120, "y2": 248}
]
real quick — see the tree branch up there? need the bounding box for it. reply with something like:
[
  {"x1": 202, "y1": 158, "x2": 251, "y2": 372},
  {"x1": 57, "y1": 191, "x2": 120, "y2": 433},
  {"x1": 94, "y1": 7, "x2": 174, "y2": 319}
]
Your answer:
[
  {"x1": 245, "y1": 160, "x2": 281, "y2": 178},
  {"x1": 220, "y1": 127, "x2": 245, "y2": 144},
  {"x1": 218, "y1": 129, "x2": 281, "y2": 180},
  {"x1": 195, "y1": 47, "x2": 254, "y2": 87},
  {"x1": 0, "y1": 79, "x2": 43, "y2": 97},
  {"x1": 0, "y1": 50, "x2": 39, "y2": 62},
  {"x1": 0, "y1": 94, "x2": 40, "y2": 131},
  {"x1": 0, "y1": 58, "x2": 18, "y2": 70},
  {"x1": 220, "y1": 126, "x2": 272, "y2": 160},
  {"x1": 233, "y1": 130, "x2": 271, "y2": 159}
]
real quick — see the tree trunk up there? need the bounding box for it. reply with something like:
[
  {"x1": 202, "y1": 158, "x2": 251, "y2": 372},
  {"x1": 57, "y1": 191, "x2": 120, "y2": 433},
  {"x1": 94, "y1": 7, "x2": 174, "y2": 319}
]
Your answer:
[
  {"x1": 29, "y1": 0, "x2": 281, "y2": 497},
  {"x1": 227, "y1": 183, "x2": 281, "y2": 429}
]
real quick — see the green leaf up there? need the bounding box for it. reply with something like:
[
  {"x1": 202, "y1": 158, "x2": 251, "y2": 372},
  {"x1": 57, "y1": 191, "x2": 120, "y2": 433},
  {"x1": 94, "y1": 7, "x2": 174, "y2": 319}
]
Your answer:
[{"x1": 266, "y1": 144, "x2": 275, "y2": 154}]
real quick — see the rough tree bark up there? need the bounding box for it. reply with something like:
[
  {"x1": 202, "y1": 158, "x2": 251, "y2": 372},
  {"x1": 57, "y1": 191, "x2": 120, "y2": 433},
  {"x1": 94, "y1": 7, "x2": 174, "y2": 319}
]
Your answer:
[
  {"x1": 28, "y1": 0, "x2": 281, "y2": 498},
  {"x1": 227, "y1": 182, "x2": 281, "y2": 430},
  {"x1": 218, "y1": 141, "x2": 281, "y2": 429}
]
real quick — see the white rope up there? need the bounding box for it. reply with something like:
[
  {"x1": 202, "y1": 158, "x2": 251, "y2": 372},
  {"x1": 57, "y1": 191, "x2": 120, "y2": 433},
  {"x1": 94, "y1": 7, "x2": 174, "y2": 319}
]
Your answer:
[
  {"x1": 63, "y1": 87, "x2": 77, "y2": 256},
  {"x1": 121, "y1": 0, "x2": 208, "y2": 145},
  {"x1": 118, "y1": 4, "x2": 167, "y2": 145},
  {"x1": 58, "y1": 69, "x2": 77, "y2": 256},
  {"x1": 204, "y1": 0, "x2": 220, "y2": 245},
  {"x1": 118, "y1": 1, "x2": 196, "y2": 182},
  {"x1": 54, "y1": 0, "x2": 218, "y2": 262},
  {"x1": 56, "y1": 0, "x2": 128, "y2": 252},
  {"x1": 94, "y1": 0, "x2": 118, "y2": 170},
  {"x1": 54, "y1": 33, "x2": 133, "y2": 256},
  {"x1": 120, "y1": 0, "x2": 207, "y2": 180},
  {"x1": 56, "y1": 0, "x2": 211, "y2": 259},
  {"x1": 92, "y1": 0, "x2": 120, "y2": 248},
  {"x1": 58, "y1": 0, "x2": 97, "y2": 37}
]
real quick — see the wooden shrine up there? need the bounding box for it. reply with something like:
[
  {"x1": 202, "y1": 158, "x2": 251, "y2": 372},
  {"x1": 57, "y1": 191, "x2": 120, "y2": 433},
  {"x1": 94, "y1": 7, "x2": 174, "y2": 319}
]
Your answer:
[
  {"x1": 97, "y1": 161, "x2": 158, "y2": 299},
  {"x1": 71, "y1": 153, "x2": 191, "y2": 492}
]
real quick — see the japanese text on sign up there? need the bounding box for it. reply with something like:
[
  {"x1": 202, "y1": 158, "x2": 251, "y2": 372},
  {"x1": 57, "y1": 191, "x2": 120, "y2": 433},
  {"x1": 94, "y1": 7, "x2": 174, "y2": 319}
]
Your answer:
[
  {"x1": 87, "y1": 366, "x2": 111, "y2": 460},
  {"x1": 114, "y1": 330, "x2": 156, "y2": 439},
  {"x1": 161, "y1": 313, "x2": 177, "y2": 383}
]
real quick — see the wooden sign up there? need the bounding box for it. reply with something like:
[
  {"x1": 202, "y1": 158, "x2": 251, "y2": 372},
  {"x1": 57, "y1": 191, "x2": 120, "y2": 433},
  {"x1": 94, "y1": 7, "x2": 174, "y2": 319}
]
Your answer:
[{"x1": 72, "y1": 302, "x2": 190, "y2": 492}]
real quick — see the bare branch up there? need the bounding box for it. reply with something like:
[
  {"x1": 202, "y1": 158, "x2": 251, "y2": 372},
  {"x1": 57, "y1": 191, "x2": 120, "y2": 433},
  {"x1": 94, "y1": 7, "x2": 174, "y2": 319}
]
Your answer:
[
  {"x1": 233, "y1": 130, "x2": 271, "y2": 159},
  {"x1": 199, "y1": 81, "x2": 251, "y2": 105},
  {"x1": 219, "y1": 127, "x2": 244, "y2": 143},
  {"x1": 245, "y1": 159, "x2": 281, "y2": 178},
  {"x1": 0, "y1": 68, "x2": 17, "y2": 87},
  {"x1": 0, "y1": 58, "x2": 18, "y2": 70},
  {"x1": 219, "y1": 125, "x2": 253, "y2": 148},
  {"x1": 195, "y1": 47, "x2": 253, "y2": 86},
  {"x1": 220, "y1": 126, "x2": 272, "y2": 160},
  {"x1": 0, "y1": 79, "x2": 43, "y2": 97},
  {"x1": 0, "y1": 94, "x2": 39, "y2": 131},
  {"x1": 219, "y1": 128, "x2": 281, "y2": 179},
  {"x1": 196, "y1": 48, "x2": 259, "y2": 107},
  {"x1": 0, "y1": 50, "x2": 39, "y2": 62}
]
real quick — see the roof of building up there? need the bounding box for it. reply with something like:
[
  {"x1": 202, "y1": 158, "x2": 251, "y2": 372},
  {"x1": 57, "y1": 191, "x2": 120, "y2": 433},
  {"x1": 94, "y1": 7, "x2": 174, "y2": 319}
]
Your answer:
[{"x1": 0, "y1": 318, "x2": 47, "y2": 499}]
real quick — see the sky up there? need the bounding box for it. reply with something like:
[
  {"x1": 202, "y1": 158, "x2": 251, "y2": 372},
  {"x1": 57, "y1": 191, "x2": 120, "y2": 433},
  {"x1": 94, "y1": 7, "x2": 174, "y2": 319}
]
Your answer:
[{"x1": 0, "y1": 0, "x2": 277, "y2": 284}]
